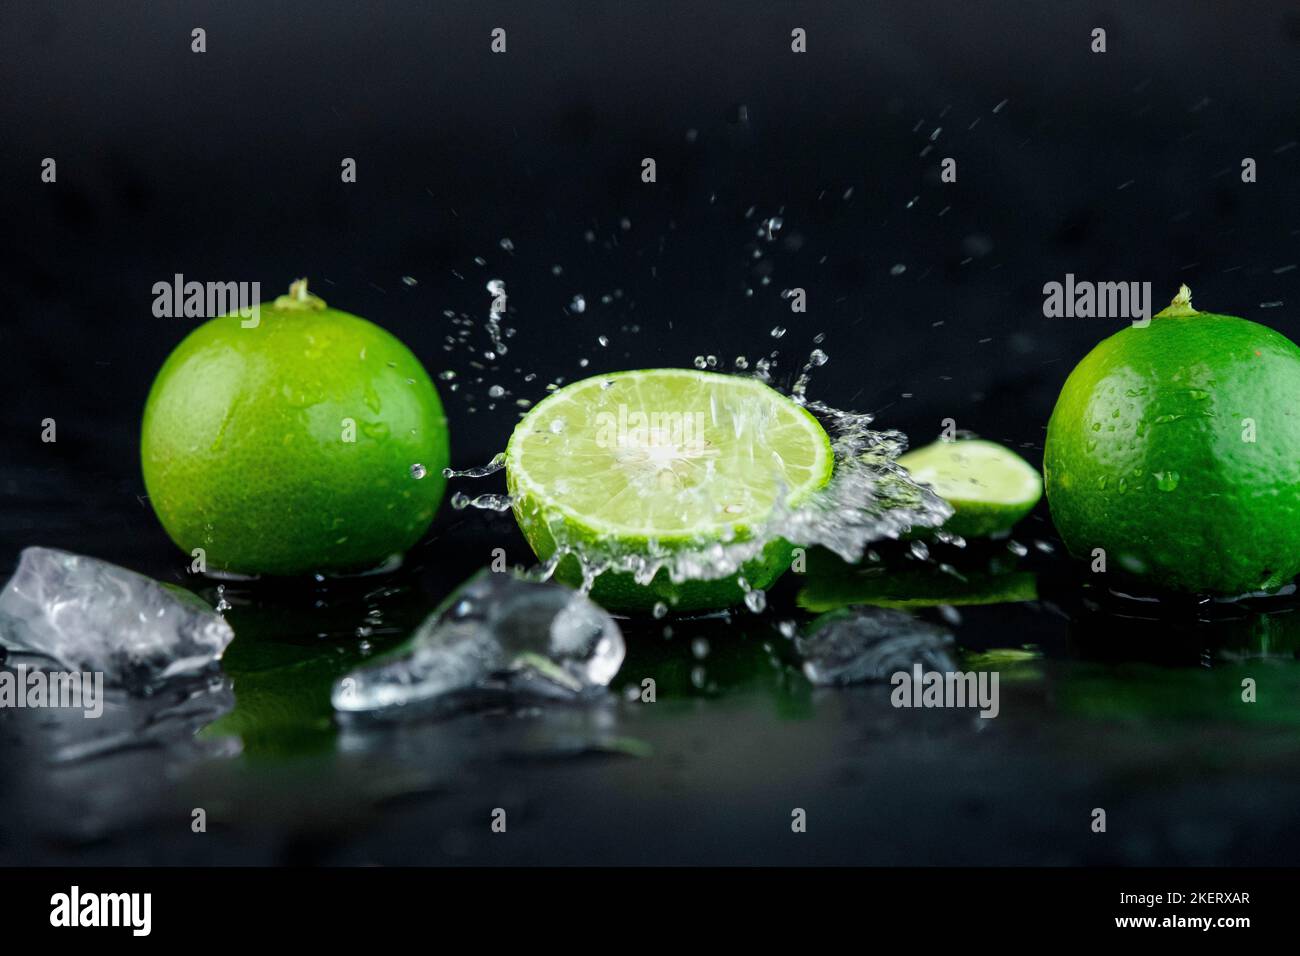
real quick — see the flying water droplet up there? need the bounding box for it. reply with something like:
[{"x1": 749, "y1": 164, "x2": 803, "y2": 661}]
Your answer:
[
  {"x1": 442, "y1": 453, "x2": 506, "y2": 479},
  {"x1": 485, "y1": 279, "x2": 509, "y2": 357},
  {"x1": 451, "y1": 492, "x2": 514, "y2": 512}
]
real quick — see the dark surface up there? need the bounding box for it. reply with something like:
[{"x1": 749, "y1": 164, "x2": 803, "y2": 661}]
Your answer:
[{"x1": 3, "y1": 1, "x2": 1300, "y2": 865}]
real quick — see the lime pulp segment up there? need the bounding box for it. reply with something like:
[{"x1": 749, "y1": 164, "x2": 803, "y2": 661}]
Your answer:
[{"x1": 505, "y1": 369, "x2": 834, "y2": 541}]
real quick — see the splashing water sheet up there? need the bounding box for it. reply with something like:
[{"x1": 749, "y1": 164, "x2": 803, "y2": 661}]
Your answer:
[{"x1": 449, "y1": 363, "x2": 953, "y2": 607}]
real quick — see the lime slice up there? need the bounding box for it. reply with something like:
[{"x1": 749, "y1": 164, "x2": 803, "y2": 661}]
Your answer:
[
  {"x1": 897, "y1": 439, "x2": 1042, "y2": 538},
  {"x1": 505, "y1": 369, "x2": 834, "y2": 611}
]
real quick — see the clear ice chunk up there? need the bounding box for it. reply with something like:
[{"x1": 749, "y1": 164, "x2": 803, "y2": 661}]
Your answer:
[
  {"x1": 796, "y1": 607, "x2": 955, "y2": 685},
  {"x1": 0, "y1": 547, "x2": 234, "y2": 691},
  {"x1": 332, "y1": 569, "x2": 625, "y2": 720}
]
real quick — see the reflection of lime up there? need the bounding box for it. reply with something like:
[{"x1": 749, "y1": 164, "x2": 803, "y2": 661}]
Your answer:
[
  {"x1": 1045, "y1": 286, "x2": 1300, "y2": 595},
  {"x1": 898, "y1": 439, "x2": 1041, "y2": 538},
  {"x1": 797, "y1": 545, "x2": 1036, "y2": 611},
  {"x1": 505, "y1": 369, "x2": 834, "y2": 611},
  {"x1": 962, "y1": 648, "x2": 1044, "y2": 684},
  {"x1": 142, "y1": 280, "x2": 449, "y2": 576},
  {"x1": 1057, "y1": 662, "x2": 1300, "y2": 726},
  {"x1": 799, "y1": 561, "x2": 1037, "y2": 612}
]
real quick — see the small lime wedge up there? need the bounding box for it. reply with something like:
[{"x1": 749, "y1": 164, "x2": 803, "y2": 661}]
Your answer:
[
  {"x1": 505, "y1": 369, "x2": 835, "y2": 611},
  {"x1": 897, "y1": 439, "x2": 1042, "y2": 538}
]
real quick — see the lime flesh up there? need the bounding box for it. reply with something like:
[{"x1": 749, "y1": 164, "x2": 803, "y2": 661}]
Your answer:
[
  {"x1": 897, "y1": 439, "x2": 1042, "y2": 538},
  {"x1": 505, "y1": 369, "x2": 834, "y2": 611}
]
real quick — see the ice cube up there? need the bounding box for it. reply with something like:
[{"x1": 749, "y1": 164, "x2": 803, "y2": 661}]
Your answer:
[
  {"x1": 332, "y1": 569, "x2": 625, "y2": 720},
  {"x1": 0, "y1": 547, "x2": 233, "y2": 692},
  {"x1": 796, "y1": 607, "x2": 954, "y2": 685}
]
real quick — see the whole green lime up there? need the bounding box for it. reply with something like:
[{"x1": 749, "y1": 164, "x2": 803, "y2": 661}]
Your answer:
[
  {"x1": 141, "y1": 279, "x2": 449, "y2": 576},
  {"x1": 1044, "y1": 285, "x2": 1300, "y2": 595}
]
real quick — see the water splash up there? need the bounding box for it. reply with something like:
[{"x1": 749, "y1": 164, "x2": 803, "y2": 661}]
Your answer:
[
  {"x1": 450, "y1": 492, "x2": 513, "y2": 513},
  {"x1": 791, "y1": 348, "x2": 829, "y2": 403},
  {"x1": 448, "y1": 369, "x2": 952, "y2": 612},
  {"x1": 485, "y1": 279, "x2": 509, "y2": 357},
  {"x1": 442, "y1": 453, "x2": 506, "y2": 480}
]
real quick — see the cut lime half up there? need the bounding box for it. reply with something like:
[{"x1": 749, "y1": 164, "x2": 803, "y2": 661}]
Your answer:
[
  {"x1": 505, "y1": 369, "x2": 835, "y2": 611},
  {"x1": 897, "y1": 439, "x2": 1042, "y2": 539}
]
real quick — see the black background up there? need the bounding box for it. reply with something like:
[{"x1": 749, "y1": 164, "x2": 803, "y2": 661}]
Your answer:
[
  {"x1": 3, "y1": 1, "x2": 1300, "y2": 577},
  {"x1": 3, "y1": 2, "x2": 1300, "y2": 873}
]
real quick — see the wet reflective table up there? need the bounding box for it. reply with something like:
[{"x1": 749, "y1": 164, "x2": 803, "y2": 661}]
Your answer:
[{"x1": 3, "y1": 463, "x2": 1299, "y2": 866}]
